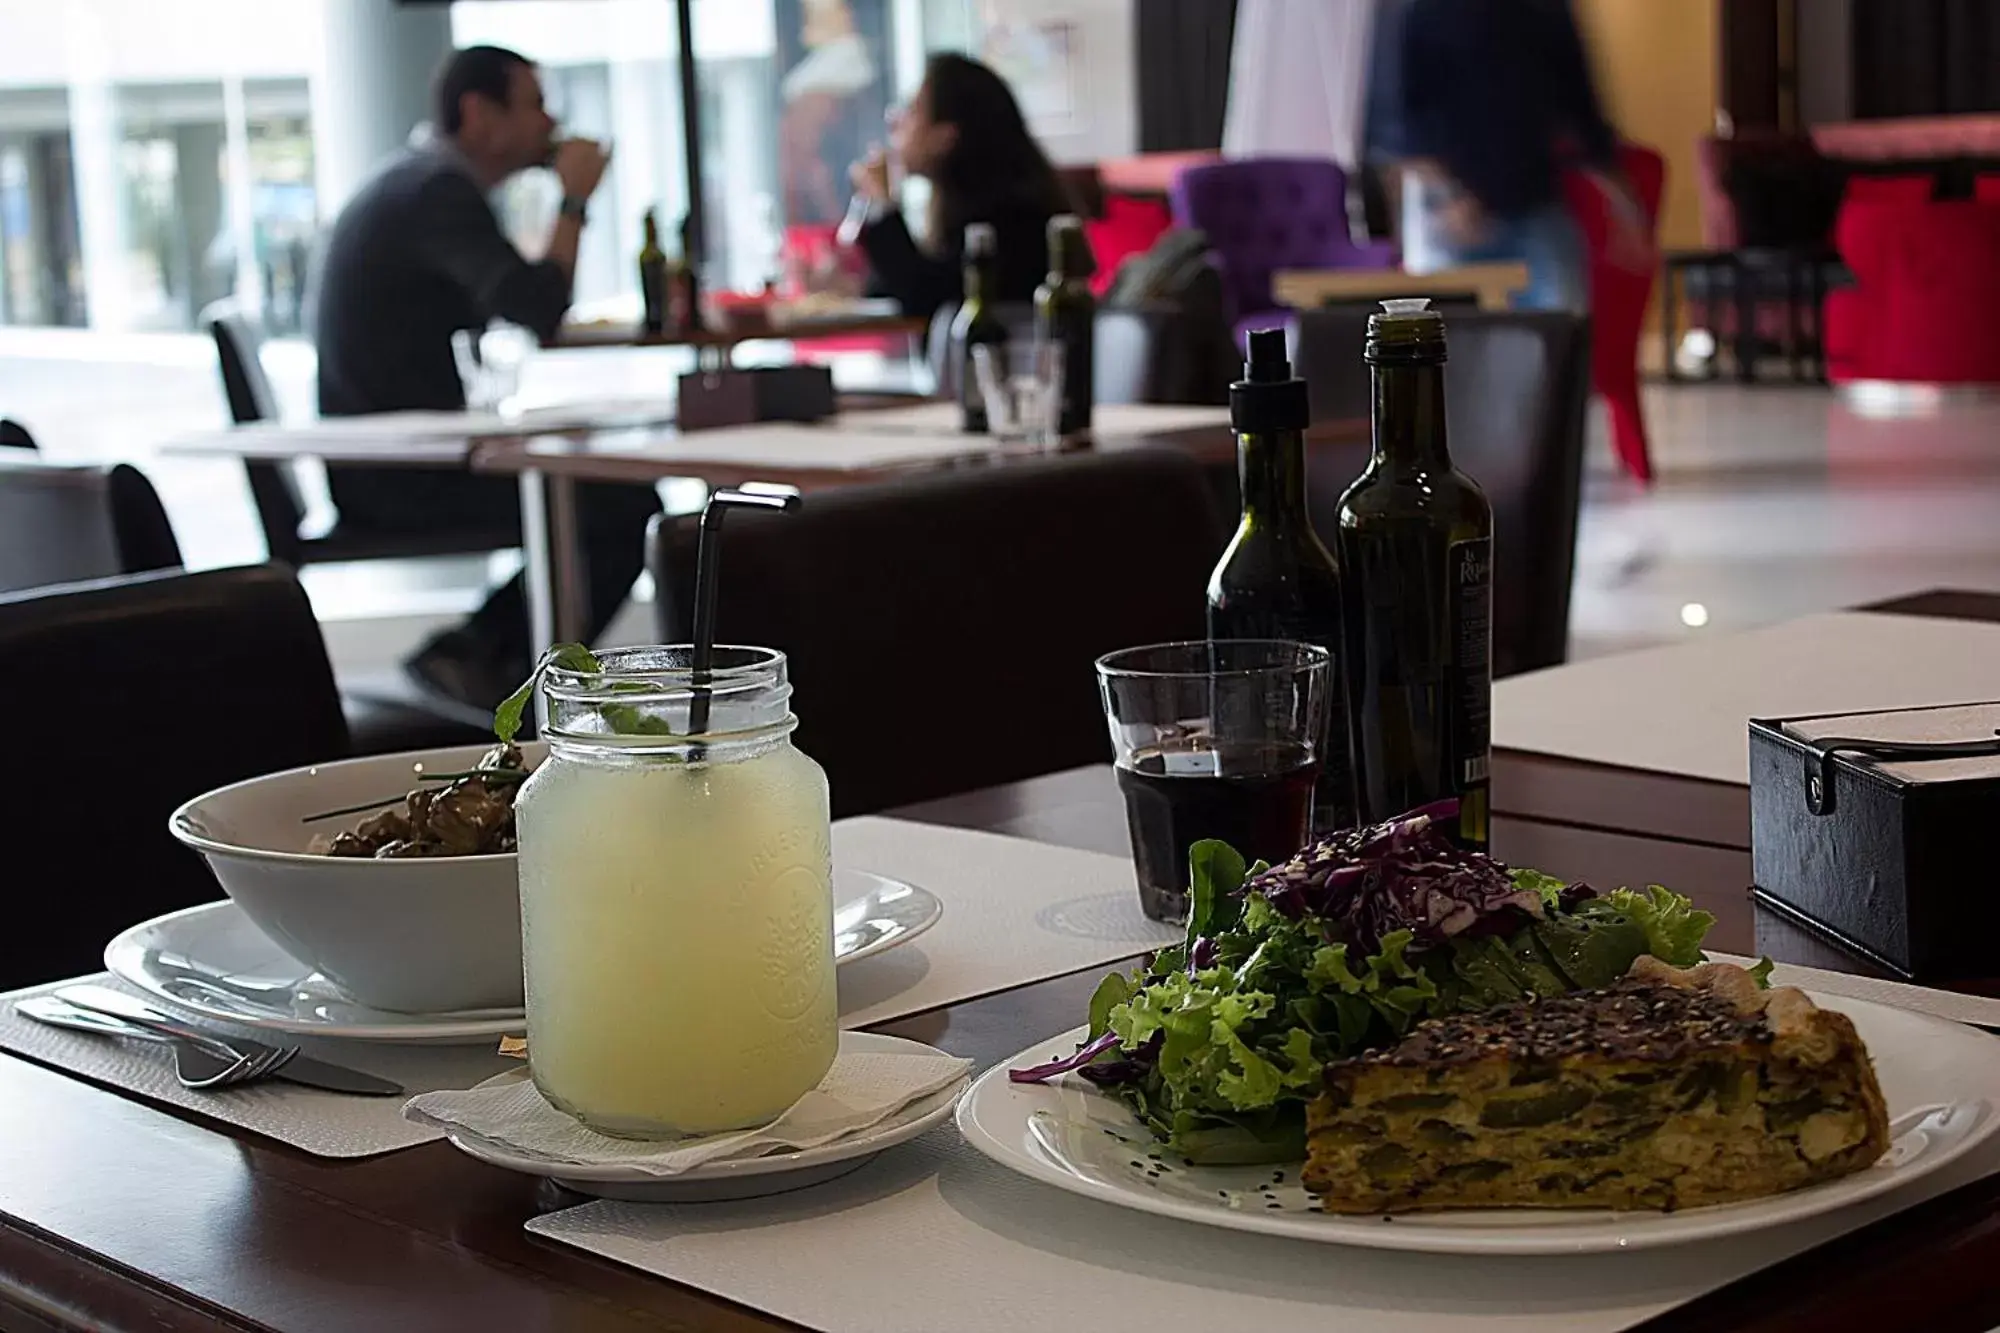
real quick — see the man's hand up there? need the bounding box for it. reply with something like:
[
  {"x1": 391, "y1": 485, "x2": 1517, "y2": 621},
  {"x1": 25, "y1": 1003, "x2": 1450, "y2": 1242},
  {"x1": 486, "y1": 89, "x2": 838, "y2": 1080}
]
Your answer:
[
  {"x1": 553, "y1": 138, "x2": 612, "y2": 202},
  {"x1": 849, "y1": 145, "x2": 892, "y2": 204}
]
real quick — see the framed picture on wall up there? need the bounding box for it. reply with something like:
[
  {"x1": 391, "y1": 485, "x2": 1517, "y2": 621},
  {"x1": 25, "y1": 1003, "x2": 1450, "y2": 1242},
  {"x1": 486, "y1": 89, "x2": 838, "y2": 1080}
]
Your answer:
[{"x1": 979, "y1": 14, "x2": 1081, "y2": 134}]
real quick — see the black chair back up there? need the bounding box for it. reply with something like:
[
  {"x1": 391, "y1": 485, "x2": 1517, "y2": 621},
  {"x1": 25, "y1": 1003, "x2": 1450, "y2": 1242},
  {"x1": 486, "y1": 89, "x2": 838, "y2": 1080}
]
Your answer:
[
  {"x1": 0, "y1": 455, "x2": 183, "y2": 595},
  {"x1": 1291, "y1": 308, "x2": 1592, "y2": 678},
  {"x1": 0, "y1": 419, "x2": 38, "y2": 450},
  {"x1": 0, "y1": 565, "x2": 352, "y2": 989},
  {"x1": 201, "y1": 300, "x2": 310, "y2": 565},
  {"x1": 926, "y1": 304, "x2": 1231, "y2": 408},
  {"x1": 649, "y1": 449, "x2": 1227, "y2": 817}
]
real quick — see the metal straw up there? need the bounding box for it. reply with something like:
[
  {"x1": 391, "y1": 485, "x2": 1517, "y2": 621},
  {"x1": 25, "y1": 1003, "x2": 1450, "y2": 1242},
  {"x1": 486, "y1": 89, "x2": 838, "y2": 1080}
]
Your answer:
[{"x1": 687, "y1": 485, "x2": 803, "y2": 736}]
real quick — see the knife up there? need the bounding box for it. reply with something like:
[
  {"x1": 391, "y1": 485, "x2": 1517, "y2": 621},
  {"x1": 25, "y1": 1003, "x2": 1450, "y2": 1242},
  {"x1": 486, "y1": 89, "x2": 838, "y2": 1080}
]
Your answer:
[{"x1": 45, "y1": 986, "x2": 405, "y2": 1098}]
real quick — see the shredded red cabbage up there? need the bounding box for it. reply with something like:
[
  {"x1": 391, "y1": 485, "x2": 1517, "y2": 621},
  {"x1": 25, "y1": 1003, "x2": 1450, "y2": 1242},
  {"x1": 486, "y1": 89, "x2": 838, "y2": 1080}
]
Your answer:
[
  {"x1": 1008, "y1": 1029, "x2": 1122, "y2": 1083},
  {"x1": 1241, "y1": 801, "x2": 1550, "y2": 952}
]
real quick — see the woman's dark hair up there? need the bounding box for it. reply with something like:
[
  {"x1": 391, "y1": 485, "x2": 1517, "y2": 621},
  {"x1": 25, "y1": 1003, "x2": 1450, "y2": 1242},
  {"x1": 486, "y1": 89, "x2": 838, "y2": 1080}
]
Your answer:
[
  {"x1": 918, "y1": 53, "x2": 1068, "y2": 251},
  {"x1": 435, "y1": 46, "x2": 534, "y2": 135}
]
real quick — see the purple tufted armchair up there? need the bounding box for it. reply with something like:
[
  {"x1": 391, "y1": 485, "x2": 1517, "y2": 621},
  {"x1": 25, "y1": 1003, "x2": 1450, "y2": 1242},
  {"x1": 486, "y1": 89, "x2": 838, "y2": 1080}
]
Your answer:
[{"x1": 1169, "y1": 157, "x2": 1399, "y2": 349}]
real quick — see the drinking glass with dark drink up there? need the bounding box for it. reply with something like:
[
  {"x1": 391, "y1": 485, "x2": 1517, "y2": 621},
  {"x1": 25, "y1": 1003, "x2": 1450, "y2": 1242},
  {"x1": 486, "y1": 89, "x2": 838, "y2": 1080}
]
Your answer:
[{"x1": 1095, "y1": 640, "x2": 1330, "y2": 923}]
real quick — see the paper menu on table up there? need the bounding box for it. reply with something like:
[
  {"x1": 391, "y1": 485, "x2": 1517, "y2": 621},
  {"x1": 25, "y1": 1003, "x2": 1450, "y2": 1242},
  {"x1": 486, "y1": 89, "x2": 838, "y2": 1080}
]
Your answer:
[{"x1": 1492, "y1": 611, "x2": 2000, "y2": 785}]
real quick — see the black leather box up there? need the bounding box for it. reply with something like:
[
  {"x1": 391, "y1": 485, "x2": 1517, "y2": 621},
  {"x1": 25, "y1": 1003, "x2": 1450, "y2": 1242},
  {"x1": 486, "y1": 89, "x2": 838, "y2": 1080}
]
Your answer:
[
  {"x1": 1750, "y1": 702, "x2": 2000, "y2": 983},
  {"x1": 676, "y1": 364, "x2": 836, "y2": 431}
]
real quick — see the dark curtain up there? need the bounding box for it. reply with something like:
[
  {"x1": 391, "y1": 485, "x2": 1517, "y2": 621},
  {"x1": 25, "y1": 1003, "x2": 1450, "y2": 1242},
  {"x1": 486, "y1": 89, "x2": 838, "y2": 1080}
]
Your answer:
[
  {"x1": 1137, "y1": 0, "x2": 1240, "y2": 152},
  {"x1": 1852, "y1": 0, "x2": 2000, "y2": 119}
]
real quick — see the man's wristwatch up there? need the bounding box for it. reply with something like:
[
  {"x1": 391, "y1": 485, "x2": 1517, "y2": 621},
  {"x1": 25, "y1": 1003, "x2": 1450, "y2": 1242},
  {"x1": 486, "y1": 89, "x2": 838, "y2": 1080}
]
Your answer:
[{"x1": 558, "y1": 196, "x2": 589, "y2": 224}]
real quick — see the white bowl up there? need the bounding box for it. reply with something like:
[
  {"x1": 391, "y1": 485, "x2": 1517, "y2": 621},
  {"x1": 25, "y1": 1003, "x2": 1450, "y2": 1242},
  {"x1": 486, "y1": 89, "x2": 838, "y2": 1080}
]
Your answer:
[{"x1": 169, "y1": 742, "x2": 538, "y2": 1015}]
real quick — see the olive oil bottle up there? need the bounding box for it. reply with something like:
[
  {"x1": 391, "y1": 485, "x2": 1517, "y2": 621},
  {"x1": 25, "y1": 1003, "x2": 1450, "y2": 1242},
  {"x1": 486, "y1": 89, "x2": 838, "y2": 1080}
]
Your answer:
[
  {"x1": 1335, "y1": 299, "x2": 1494, "y2": 847},
  {"x1": 950, "y1": 223, "x2": 1006, "y2": 433},
  {"x1": 637, "y1": 208, "x2": 668, "y2": 336},
  {"x1": 1206, "y1": 327, "x2": 1357, "y2": 832},
  {"x1": 1034, "y1": 214, "x2": 1095, "y2": 438}
]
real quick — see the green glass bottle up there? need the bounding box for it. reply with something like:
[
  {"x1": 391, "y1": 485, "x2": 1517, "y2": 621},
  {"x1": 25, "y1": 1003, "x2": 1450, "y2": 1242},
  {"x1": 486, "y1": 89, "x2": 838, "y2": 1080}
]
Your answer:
[
  {"x1": 637, "y1": 208, "x2": 668, "y2": 336},
  {"x1": 1206, "y1": 327, "x2": 1357, "y2": 833},
  {"x1": 950, "y1": 223, "x2": 1007, "y2": 434},
  {"x1": 1336, "y1": 299, "x2": 1494, "y2": 847},
  {"x1": 1034, "y1": 214, "x2": 1096, "y2": 438}
]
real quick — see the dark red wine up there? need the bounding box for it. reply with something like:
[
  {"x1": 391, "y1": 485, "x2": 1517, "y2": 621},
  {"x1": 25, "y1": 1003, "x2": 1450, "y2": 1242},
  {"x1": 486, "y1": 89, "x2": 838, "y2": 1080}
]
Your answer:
[{"x1": 1114, "y1": 743, "x2": 1318, "y2": 923}]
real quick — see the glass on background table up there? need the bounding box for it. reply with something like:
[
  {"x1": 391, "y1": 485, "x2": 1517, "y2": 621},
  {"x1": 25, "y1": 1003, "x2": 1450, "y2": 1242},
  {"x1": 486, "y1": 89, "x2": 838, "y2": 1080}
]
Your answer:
[
  {"x1": 972, "y1": 340, "x2": 1064, "y2": 452},
  {"x1": 1095, "y1": 639, "x2": 1330, "y2": 922}
]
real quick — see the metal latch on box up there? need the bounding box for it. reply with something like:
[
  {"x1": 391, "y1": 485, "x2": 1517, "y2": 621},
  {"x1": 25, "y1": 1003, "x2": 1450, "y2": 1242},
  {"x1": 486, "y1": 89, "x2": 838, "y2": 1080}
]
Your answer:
[{"x1": 1800, "y1": 731, "x2": 2000, "y2": 816}]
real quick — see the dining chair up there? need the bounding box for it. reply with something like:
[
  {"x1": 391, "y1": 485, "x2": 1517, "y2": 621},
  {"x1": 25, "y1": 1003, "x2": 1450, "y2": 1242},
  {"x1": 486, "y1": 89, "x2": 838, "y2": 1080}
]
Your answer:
[
  {"x1": 924, "y1": 304, "x2": 1232, "y2": 409},
  {"x1": 0, "y1": 564, "x2": 354, "y2": 990},
  {"x1": 0, "y1": 454, "x2": 182, "y2": 595},
  {"x1": 648, "y1": 448, "x2": 1227, "y2": 817},
  {"x1": 1168, "y1": 157, "x2": 1398, "y2": 348},
  {"x1": 1290, "y1": 308, "x2": 1592, "y2": 679},
  {"x1": 200, "y1": 301, "x2": 519, "y2": 565},
  {"x1": 0, "y1": 452, "x2": 487, "y2": 755},
  {"x1": 0, "y1": 419, "x2": 38, "y2": 450}
]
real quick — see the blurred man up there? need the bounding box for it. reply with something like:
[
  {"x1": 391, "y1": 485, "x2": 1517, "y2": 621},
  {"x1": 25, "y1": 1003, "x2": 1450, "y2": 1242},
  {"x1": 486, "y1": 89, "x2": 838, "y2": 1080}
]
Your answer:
[
  {"x1": 313, "y1": 46, "x2": 659, "y2": 714},
  {"x1": 1382, "y1": 0, "x2": 1647, "y2": 312}
]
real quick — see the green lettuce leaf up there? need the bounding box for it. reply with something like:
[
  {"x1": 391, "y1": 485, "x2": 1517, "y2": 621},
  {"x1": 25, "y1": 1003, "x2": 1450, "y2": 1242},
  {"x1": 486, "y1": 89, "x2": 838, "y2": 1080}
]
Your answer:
[
  {"x1": 1603, "y1": 885, "x2": 1715, "y2": 967},
  {"x1": 1185, "y1": 840, "x2": 1248, "y2": 948},
  {"x1": 1511, "y1": 867, "x2": 1569, "y2": 910}
]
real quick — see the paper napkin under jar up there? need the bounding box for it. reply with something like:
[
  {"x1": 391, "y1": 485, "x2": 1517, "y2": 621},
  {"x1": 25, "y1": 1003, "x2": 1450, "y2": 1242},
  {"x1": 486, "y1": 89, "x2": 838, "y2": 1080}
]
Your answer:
[{"x1": 403, "y1": 1045, "x2": 970, "y2": 1176}]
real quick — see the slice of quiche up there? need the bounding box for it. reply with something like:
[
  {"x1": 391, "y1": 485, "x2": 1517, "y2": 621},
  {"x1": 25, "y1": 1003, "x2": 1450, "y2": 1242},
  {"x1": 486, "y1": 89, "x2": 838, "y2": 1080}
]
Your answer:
[{"x1": 1304, "y1": 958, "x2": 1890, "y2": 1213}]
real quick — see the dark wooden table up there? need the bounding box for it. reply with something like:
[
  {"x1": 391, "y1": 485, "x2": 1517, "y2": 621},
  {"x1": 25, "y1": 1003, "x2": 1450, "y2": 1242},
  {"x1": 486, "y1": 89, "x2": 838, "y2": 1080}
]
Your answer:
[{"x1": 2, "y1": 591, "x2": 1997, "y2": 1333}]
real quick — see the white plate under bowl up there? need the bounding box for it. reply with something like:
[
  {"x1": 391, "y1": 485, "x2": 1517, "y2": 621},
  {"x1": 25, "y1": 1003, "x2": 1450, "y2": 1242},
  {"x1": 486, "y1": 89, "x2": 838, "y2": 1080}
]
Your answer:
[
  {"x1": 445, "y1": 1031, "x2": 966, "y2": 1202},
  {"x1": 957, "y1": 995, "x2": 2000, "y2": 1255},
  {"x1": 106, "y1": 868, "x2": 942, "y2": 1044}
]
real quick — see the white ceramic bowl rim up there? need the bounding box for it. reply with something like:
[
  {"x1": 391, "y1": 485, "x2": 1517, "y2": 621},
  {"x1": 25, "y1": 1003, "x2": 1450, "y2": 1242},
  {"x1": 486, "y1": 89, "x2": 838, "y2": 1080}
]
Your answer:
[{"x1": 168, "y1": 745, "x2": 531, "y2": 869}]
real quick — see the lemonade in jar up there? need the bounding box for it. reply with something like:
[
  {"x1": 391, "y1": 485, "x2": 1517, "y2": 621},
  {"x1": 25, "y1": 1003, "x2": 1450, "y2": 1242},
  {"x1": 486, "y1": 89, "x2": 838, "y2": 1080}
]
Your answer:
[{"x1": 514, "y1": 645, "x2": 837, "y2": 1137}]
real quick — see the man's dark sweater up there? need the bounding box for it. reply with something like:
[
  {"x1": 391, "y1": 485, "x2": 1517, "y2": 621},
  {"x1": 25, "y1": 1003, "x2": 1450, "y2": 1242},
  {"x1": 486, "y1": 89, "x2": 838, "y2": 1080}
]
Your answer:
[{"x1": 314, "y1": 143, "x2": 571, "y2": 415}]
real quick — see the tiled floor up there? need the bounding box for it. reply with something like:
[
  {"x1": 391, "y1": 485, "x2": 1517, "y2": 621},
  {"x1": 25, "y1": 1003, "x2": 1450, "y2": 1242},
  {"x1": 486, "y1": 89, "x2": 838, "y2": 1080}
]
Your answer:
[
  {"x1": 1569, "y1": 382, "x2": 2000, "y2": 658},
  {"x1": 7, "y1": 326, "x2": 2000, "y2": 676}
]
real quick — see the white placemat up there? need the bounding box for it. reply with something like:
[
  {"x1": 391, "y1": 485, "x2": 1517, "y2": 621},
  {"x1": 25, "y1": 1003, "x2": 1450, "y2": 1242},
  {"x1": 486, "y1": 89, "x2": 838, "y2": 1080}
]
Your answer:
[
  {"x1": 839, "y1": 401, "x2": 1232, "y2": 438},
  {"x1": 528, "y1": 1125, "x2": 2000, "y2": 1333},
  {"x1": 0, "y1": 975, "x2": 514, "y2": 1158},
  {"x1": 590, "y1": 423, "x2": 999, "y2": 473},
  {"x1": 833, "y1": 818, "x2": 1179, "y2": 1028},
  {"x1": 1492, "y1": 611, "x2": 2000, "y2": 784}
]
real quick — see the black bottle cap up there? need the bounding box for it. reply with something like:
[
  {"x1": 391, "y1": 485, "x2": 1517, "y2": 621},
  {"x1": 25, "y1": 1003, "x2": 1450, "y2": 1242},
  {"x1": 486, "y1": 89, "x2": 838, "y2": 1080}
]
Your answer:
[{"x1": 1230, "y1": 327, "x2": 1310, "y2": 433}]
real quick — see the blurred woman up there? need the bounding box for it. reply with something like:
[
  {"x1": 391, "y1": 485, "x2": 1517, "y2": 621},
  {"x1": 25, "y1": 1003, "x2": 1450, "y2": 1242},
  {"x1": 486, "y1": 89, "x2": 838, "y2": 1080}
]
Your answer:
[{"x1": 842, "y1": 52, "x2": 1069, "y2": 318}]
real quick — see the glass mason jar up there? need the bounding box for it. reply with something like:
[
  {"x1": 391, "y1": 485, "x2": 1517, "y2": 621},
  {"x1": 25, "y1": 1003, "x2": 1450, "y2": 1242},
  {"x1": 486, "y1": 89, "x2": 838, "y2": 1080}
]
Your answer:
[{"x1": 515, "y1": 645, "x2": 837, "y2": 1138}]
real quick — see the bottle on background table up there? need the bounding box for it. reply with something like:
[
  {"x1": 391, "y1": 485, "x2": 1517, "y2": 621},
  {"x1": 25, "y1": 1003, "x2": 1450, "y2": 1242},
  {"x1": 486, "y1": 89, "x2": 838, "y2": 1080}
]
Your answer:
[
  {"x1": 1205, "y1": 327, "x2": 1357, "y2": 834},
  {"x1": 674, "y1": 213, "x2": 705, "y2": 335},
  {"x1": 951, "y1": 222, "x2": 1007, "y2": 434},
  {"x1": 1034, "y1": 214, "x2": 1095, "y2": 439},
  {"x1": 637, "y1": 208, "x2": 668, "y2": 336},
  {"x1": 1336, "y1": 298, "x2": 1494, "y2": 848}
]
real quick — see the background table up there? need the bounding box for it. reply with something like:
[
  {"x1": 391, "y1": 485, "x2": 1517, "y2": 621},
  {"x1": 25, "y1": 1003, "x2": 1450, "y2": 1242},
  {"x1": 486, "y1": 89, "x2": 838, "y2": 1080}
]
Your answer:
[
  {"x1": 3, "y1": 593, "x2": 1999, "y2": 1331},
  {"x1": 1273, "y1": 262, "x2": 1531, "y2": 313},
  {"x1": 554, "y1": 310, "x2": 929, "y2": 368},
  {"x1": 473, "y1": 417, "x2": 1368, "y2": 649}
]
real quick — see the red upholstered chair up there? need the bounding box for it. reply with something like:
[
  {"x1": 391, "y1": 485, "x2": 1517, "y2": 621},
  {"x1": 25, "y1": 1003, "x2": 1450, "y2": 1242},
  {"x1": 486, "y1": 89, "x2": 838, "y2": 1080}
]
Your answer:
[
  {"x1": 1824, "y1": 198, "x2": 2000, "y2": 384},
  {"x1": 1084, "y1": 193, "x2": 1173, "y2": 296},
  {"x1": 1563, "y1": 143, "x2": 1666, "y2": 485}
]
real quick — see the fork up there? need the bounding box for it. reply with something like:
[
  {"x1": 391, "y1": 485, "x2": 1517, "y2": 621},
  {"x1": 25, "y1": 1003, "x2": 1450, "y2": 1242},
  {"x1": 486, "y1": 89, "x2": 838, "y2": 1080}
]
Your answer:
[
  {"x1": 16, "y1": 996, "x2": 287, "y2": 1089},
  {"x1": 49, "y1": 986, "x2": 304, "y2": 1086}
]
